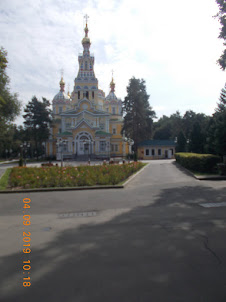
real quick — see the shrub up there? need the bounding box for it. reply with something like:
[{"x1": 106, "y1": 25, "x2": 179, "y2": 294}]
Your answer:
[
  {"x1": 175, "y1": 153, "x2": 221, "y2": 173},
  {"x1": 19, "y1": 158, "x2": 23, "y2": 167},
  {"x1": 217, "y1": 163, "x2": 226, "y2": 175}
]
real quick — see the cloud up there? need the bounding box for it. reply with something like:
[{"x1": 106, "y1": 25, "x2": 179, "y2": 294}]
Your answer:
[{"x1": 0, "y1": 0, "x2": 225, "y2": 125}]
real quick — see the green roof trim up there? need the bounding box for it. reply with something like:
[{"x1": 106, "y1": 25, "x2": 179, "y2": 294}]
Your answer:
[
  {"x1": 57, "y1": 131, "x2": 73, "y2": 136},
  {"x1": 95, "y1": 130, "x2": 112, "y2": 136},
  {"x1": 138, "y1": 140, "x2": 176, "y2": 147}
]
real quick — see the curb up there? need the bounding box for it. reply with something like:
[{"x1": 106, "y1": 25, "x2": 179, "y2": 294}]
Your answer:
[
  {"x1": 194, "y1": 175, "x2": 226, "y2": 180},
  {"x1": 0, "y1": 185, "x2": 124, "y2": 194},
  {"x1": 123, "y1": 162, "x2": 150, "y2": 187}
]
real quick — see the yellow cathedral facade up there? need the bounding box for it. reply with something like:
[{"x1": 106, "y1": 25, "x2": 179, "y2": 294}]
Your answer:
[{"x1": 46, "y1": 19, "x2": 133, "y2": 160}]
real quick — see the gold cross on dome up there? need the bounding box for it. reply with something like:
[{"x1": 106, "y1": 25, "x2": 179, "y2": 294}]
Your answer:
[
  {"x1": 111, "y1": 69, "x2": 114, "y2": 78},
  {"x1": 60, "y1": 68, "x2": 64, "y2": 78},
  {"x1": 84, "y1": 14, "x2": 89, "y2": 25}
]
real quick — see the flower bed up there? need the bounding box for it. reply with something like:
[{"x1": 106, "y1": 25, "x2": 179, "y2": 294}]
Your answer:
[{"x1": 9, "y1": 162, "x2": 144, "y2": 189}]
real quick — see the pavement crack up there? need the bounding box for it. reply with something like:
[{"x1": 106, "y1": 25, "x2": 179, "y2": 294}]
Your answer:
[{"x1": 200, "y1": 235, "x2": 222, "y2": 265}]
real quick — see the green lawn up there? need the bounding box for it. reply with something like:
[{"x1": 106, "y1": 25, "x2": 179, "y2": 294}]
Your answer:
[{"x1": 0, "y1": 169, "x2": 12, "y2": 190}]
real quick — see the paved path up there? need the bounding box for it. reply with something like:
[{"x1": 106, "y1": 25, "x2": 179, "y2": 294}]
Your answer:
[{"x1": 0, "y1": 160, "x2": 226, "y2": 302}]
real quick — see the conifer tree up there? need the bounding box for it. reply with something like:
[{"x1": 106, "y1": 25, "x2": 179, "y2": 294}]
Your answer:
[
  {"x1": 206, "y1": 83, "x2": 226, "y2": 155},
  {"x1": 122, "y1": 77, "x2": 156, "y2": 151},
  {"x1": 23, "y1": 96, "x2": 52, "y2": 156},
  {"x1": 215, "y1": 0, "x2": 226, "y2": 70}
]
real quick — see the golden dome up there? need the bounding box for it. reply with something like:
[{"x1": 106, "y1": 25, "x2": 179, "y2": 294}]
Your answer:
[
  {"x1": 59, "y1": 76, "x2": 65, "y2": 86},
  {"x1": 82, "y1": 37, "x2": 91, "y2": 44}
]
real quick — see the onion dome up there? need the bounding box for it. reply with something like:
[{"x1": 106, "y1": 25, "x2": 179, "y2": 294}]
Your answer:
[
  {"x1": 110, "y1": 77, "x2": 115, "y2": 92},
  {"x1": 53, "y1": 76, "x2": 70, "y2": 104},
  {"x1": 106, "y1": 77, "x2": 118, "y2": 101},
  {"x1": 82, "y1": 23, "x2": 91, "y2": 46}
]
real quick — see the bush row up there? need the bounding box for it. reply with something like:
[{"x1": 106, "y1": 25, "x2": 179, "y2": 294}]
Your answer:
[{"x1": 175, "y1": 153, "x2": 221, "y2": 173}]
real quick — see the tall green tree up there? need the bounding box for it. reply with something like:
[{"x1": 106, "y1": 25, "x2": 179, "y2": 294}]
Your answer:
[
  {"x1": 122, "y1": 77, "x2": 156, "y2": 151},
  {"x1": 0, "y1": 47, "x2": 21, "y2": 156},
  {"x1": 176, "y1": 131, "x2": 187, "y2": 152},
  {"x1": 206, "y1": 83, "x2": 226, "y2": 155},
  {"x1": 23, "y1": 96, "x2": 52, "y2": 156},
  {"x1": 0, "y1": 47, "x2": 21, "y2": 123},
  {"x1": 153, "y1": 115, "x2": 172, "y2": 140},
  {"x1": 215, "y1": 0, "x2": 226, "y2": 70},
  {"x1": 189, "y1": 122, "x2": 205, "y2": 153}
]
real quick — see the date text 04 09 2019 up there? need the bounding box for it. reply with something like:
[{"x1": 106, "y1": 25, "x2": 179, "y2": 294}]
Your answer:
[{"x1": 22, "y1": 198, "x2": 31, "y2": 287}]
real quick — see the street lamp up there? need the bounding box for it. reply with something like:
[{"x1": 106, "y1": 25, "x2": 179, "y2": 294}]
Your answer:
[
  {"x1": 56, "y1": 139, "x2": 67, "y2": 167},
  {"x1": 187, "y1": 139, "x2": 190, "y2": 152},
  {"x1": 106, "y1": 141, "x2": 110, "y2": 161},
  {"x1": 20, "y1": 142, "x2": 30, "y2": 166},
  {"x1": 5, "y1": 149, "x2": 8, "y2": 160}
]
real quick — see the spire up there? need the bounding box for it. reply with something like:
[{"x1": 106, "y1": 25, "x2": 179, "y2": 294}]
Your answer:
[
  {"x1": 59, "y1": 76, "x2": 65, "y2": 92},
  {"x1": 67, "y1": 84, "x2": 71, "y2": 98},
  {"x1": 82, "y1": 14, "x2": 91, "y2": 54},
  {"x1": 110, "y1": 70, "x2": 115, "y2": 92}
]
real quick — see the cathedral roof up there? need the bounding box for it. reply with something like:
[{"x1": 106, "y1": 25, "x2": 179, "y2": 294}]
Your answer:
[
  {"x1": 106, "y1": 91, "x2": 118, "y2": 101},
  {"x1": 105, "y1": 77, "x2": 119, "y2": 101},
  {"x1": 53, "y1": 91, "x2": 70, "y2": 104},
  {"x1": 53, "y1": 76, "x2": 71, "y2": 104}
]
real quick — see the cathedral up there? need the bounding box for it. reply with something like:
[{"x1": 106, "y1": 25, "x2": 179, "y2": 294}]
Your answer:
[{"x1": 46, "y1": 18, "x2": 133, "y2": 160}]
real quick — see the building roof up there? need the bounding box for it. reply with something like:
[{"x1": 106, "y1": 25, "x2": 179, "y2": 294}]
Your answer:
[
  {"x1": 57, "y1": 131, "x2": 73, "y2": 136},
  {"x1": 138, "y1": 140, "x2": 176, "y2": 147},
  {"x1": 53, "y1": 91, "x2": 70, "y2": 103},
  {"x1": 95, "y1": 130, "x2": 112, "y2": 136},
  {"x1": 106, "y1": 91, "x2": 118, "y2": 101}
]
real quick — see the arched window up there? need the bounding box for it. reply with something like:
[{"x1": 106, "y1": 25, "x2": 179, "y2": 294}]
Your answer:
[
  {"x1": 86, "y1": 91, "x2": 89, "y2": 99},
  {"x1": 85, "y1": 61, "x2": 88, "y2": 70},
  {"x1": 92, "y1": 91, "x2": 94, "y2": 99},
  {"x1": 78, "y1": 91, "x2": 80, "y2": 99}
]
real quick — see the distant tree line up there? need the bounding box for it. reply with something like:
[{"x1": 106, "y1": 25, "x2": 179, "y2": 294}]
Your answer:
[
  {"x1": 0, "y1": 47, "x2": 52, "y2": 160},
  {"x1": 122, "y1": 78, "x2": 226, "y2": 157}
]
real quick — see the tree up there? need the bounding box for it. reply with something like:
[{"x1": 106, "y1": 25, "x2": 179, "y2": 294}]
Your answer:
[
  {"x1": 214, "y1": 83, "x2": 226, "y2": 155},
  {"x1": 206, "y1": 83, "x2": 226, "y2": 155},
  {"x1": 0, "y1": 47, "x2": 21, "y2": 157},
  {"x1": 215, "y1": 0, "x2": 226, "y2": 70},
  {"x1": 23, "y1": 96, "x2": 52, "y2": 156},
  {"x1": 189, "y1": 122, "x2": 205, "y2": 153},
  {"x1": 122, "y1": 77, "x2": 156, "y2": 151},
  {"x1": 153, "y1": 115, "x2": 172, "y2": 140},
  {"x1": 0, "y1": 47, "x2": 21, "y2": 124},
  {"x1": 176, "y1": 131, "x2": 186, "y2": 152}
]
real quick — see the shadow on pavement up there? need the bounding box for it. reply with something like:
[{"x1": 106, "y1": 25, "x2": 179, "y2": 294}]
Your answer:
[{"x1": 1, "y1": 185, "x2": 226, "y2": 302}]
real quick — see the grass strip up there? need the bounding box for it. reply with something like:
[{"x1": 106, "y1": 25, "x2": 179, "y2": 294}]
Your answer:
[{"x1": 0, "y1": 168, "x2": 12, "y2": 190}]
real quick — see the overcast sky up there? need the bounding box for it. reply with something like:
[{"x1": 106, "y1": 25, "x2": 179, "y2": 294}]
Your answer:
[{"x1": 0, "y1": 0, "x2": 225, "y2": 125}]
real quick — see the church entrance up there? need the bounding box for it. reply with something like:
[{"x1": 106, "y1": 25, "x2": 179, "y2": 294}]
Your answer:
[{"x1": 75, "y1": 132, "x2": 93, "y2": 156}]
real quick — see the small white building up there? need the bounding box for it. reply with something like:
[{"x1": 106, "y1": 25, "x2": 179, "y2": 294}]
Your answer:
[{"x1": 138, "y1": 140, "x2": 176, "y2": 160}]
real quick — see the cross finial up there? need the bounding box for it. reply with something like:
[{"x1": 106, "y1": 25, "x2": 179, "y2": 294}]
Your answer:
[
  {"x1": 60, "y1": 68, "x2": 64, "y2": 78},
  {"x1": 111, "y1": 69, "x2": 114, "y2": 79},
  {"x1": 84, "y1": 14, "x2": 89, "y2": 26}
]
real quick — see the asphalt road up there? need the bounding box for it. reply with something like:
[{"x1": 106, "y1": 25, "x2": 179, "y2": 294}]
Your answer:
[{"x1": 0, "y1": 159, "x2": 226, "y2": 302}]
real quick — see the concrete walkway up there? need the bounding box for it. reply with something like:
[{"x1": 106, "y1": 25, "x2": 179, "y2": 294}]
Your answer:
[{"x1": 0, "y1": 159, "x2": 226, "y2": 302}]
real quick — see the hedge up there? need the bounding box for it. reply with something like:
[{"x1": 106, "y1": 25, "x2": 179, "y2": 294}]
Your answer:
[{"x1": 175, "y1": 153, "x2": 221, "y2": 173}]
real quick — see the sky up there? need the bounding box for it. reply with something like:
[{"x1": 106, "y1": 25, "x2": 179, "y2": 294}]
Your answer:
[{"x1": 0, "y1": 0, "x2": 225, "y2": 125}]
